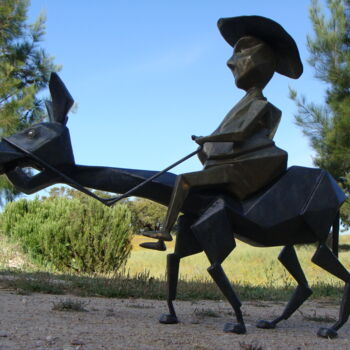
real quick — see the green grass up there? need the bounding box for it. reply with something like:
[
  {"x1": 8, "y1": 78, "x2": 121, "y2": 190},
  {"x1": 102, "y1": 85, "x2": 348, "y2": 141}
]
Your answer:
[
  {"x1": 0, "y1": 268, "x2": 344, "y2": 302},
  {"x1": 128, "y1": 235, "x2": 350, "y2": 288},
  {"x1": 0, "y1": 234, "x2": 349, "y2": 301}
]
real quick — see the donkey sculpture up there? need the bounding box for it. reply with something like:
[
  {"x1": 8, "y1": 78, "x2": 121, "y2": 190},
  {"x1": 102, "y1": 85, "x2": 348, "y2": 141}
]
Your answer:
[{"x1": 0, "y1": 73, "x2": 349, "y2": 339}]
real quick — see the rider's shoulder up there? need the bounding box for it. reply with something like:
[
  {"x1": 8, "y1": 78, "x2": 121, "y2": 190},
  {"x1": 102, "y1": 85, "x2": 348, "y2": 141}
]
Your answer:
[
  {"x1": 266, "y1": 101, "x2": 282, "y2": 120},
  {"x1": 250, "y1": 99, "x2": 281, "y2": 119}
]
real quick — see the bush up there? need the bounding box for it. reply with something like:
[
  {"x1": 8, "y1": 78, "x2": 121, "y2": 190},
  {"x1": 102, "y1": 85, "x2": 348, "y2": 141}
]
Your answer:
[{"x1": 1, "y1": 196, "x2": 133, "y2": 274}]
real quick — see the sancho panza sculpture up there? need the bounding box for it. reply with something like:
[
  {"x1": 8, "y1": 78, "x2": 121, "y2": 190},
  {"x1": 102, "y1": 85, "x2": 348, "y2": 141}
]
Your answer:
[{"x1": 0, "y1": 16, "x2": 348, "y2": 339}]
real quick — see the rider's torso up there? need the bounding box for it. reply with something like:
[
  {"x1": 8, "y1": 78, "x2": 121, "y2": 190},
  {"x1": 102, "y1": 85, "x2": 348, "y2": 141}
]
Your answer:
[{"x1": 200, "y1": 90, "x2": 285, "y2": 169}]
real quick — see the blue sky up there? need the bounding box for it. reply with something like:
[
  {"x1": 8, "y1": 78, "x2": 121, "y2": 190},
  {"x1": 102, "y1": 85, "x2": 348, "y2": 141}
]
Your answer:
[{"x1": 27, "y1": 0, "x2": 327, "y2": 177}]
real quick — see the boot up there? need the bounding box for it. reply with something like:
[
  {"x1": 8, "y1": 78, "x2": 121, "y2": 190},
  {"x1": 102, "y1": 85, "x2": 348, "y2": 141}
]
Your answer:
[{"x1": 139, "y1": 240, "x2": 167, "y2": 251}]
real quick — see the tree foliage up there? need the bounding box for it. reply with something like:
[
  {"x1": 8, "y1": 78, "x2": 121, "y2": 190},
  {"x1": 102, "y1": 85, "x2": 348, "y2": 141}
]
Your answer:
[
  {"x1": 0, "y1": 0, "x2": 60, "y2": 203},
  {"x1": 0, "y1": 0, "x2": 59, "y2": 132},
  {"x1": 127, "y1": 198, "x2": 167, "y2": 233},
  {"x1": 290, "y1": 0, "x2": 350, "y2": 226}
]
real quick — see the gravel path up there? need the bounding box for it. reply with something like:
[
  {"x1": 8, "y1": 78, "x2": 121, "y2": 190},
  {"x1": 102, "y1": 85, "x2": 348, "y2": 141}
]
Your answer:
[{"x1": 0, "y1": 291, "x2": 349, "y2": 350}]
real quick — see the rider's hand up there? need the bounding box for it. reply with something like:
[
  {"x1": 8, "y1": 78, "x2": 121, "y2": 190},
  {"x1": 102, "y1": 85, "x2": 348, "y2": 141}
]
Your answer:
[{"x1": 191, "y1": 135, "x2": 204, "y2": 145}]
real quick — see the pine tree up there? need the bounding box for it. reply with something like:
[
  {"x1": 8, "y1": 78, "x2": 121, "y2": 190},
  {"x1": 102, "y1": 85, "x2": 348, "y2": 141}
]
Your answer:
[
  {"x1": 0, "y1": 0, "x2": 60, "y2": 203},
  {"x1": 290, "y1": 0, "x2": 350, "y2": 226}
]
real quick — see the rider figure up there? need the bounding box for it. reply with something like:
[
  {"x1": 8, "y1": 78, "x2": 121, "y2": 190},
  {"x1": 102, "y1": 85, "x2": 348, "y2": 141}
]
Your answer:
[{"x1": 143, "y1": 16, "x2": 303, "y2": 246}]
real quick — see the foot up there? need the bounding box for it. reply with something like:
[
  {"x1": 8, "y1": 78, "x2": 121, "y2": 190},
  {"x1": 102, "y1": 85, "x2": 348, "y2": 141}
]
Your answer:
[
  {"x1": 139, "y1": 240, "x2": 166, "y2": 251},
  {"x1": 256, "y1": 320, "x2": 276, "y2": 329},
  {"x1": 223, "y1": 322, "x2": 246, "y2": 334},
  {"x1": 143, "y1": 230, "x2": 173, "y2": 241},
  {"x1": 159, "y1": 313, "x2": 179, "y2": 324},
  {"x1": 317, "y1": 327, "x2": 338, "y2": 339}
]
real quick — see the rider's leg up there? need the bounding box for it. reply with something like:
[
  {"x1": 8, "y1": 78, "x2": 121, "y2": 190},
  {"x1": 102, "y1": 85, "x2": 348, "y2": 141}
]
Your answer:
[
  {"x1": 143, "y1": 166, "x2": 233, "y2": 241},
  {"x1": 142, "y1": 161, "x2": 276, "y2": 242},
  {"x1": 143, "y1": 172, "x2": 198, "y2": 241}
]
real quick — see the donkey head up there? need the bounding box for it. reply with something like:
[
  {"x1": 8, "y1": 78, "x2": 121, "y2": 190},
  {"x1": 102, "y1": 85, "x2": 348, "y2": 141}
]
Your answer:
[{"x1": 0, "y1": 73, "x2": 75, "y2": 175}]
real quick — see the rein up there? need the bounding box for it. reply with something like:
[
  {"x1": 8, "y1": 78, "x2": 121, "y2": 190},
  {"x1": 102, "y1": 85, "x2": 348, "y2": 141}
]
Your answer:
[
  {"x1": 3, "y1": 136, "x2": 115, "y2": 206},
  {"x1": 3, "y1": 137, "x2": 202, "y2": 207}
]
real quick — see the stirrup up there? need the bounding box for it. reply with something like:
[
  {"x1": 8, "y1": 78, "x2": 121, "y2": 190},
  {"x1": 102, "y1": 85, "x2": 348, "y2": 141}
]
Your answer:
[{"x1": 139, "y1": 240, "x2": 166, "y2": 251}]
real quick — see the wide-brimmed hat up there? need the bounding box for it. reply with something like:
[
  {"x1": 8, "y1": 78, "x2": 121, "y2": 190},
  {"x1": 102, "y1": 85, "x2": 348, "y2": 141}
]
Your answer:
[{"x1": 217, "y1": 16, "x2": 303, "y2": 79}]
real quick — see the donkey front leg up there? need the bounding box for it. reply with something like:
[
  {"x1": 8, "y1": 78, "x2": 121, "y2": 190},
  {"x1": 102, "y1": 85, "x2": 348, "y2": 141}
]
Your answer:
[
  {"x1": 159, "y1": 253, "x2": 180, "y2": 324},
  {"x1": 159, "y1": 214, "x2": 203, "y2": 325}
]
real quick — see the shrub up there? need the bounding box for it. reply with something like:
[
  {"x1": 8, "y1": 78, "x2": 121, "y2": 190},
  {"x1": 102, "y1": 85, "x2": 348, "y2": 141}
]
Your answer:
[{"x1": 1, "y1": 196, "x2": 133, "y2": 274}]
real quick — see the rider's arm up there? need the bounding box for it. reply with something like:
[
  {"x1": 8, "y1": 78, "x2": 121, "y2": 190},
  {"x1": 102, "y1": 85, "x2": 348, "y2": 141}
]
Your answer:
[
  {"x1": 193, "y1": 100, "x2": 271, "y2": 145},
  {"x1": 193, "y1": 131, "x2": 246, "y2": 144}
]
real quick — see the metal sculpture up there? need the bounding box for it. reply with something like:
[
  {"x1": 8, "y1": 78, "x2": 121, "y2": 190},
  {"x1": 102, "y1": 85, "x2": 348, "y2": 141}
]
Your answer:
[{"x1": 0, "y1": 16, "x2": 349, "y2": 339}]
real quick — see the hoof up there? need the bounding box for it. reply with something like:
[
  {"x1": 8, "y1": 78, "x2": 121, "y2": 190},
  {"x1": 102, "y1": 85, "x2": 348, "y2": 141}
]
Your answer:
[
  {"x1": 159, "y1": 314, "x2": 178, "y2": 324},
  {"x1": 256, "y1": 320, "x2": 276, "y2": 329},
  {"x1": 139, "y1": 241, "x2": 166, "y2": 251},
  {"x1": 317, "y1": 327, "x2": 338, "y2": 339},
  {"x1": 223, "y1": 322, "x2": 246, "y2": 334}
]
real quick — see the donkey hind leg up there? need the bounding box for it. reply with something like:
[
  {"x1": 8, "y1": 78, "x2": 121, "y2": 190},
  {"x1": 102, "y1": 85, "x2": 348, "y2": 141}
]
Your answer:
[
  {"x1": 159, "y1": 253, "x2": 181, "y2": 324},
  {"x1": 208, "y1": 263, "x2": 246, "y2": 334},
  {"x1": 257, "y1": 245, "x2": 312, "y2": 329},
  {"x1": 311, "y1": 244, "x2": 350, "y2": 338}
]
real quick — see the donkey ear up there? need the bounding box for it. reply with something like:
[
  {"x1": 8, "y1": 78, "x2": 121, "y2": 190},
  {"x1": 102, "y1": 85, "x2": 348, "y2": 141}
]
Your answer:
[
  {"x1": 45, "y1": 100, "x2": 54, "y2": 122},
  {"x1": 48, "y1": 72, "x2": 74, "y2": 124}
]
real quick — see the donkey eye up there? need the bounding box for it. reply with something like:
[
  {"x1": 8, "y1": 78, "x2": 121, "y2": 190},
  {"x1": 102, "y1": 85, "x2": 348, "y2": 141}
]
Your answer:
[{"x1": 27, "y1": 129, "x2": 37, "y2": 138}]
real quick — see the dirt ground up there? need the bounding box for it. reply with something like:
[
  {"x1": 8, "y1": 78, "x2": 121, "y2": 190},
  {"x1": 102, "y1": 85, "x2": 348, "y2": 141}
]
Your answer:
[{"x1": 0, "y1": 291, "x2": 349, "y2": 350}]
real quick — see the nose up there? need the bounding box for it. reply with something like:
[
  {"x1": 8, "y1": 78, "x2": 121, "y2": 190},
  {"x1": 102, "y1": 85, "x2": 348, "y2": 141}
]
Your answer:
[
  {"x1": 226, "y1": 55, "x2": 236, "y2": 70},
  {"x1": 0, "y1": 139, "x2": 24, "y2": 174}
]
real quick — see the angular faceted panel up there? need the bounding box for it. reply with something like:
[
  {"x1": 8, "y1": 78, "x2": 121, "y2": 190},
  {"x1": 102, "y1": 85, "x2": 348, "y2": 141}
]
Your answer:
[
  {"x1": 242, "y1": 167, "x2": 326, "y2": 228},
  {"x1": 301, "y1": 171, "x2": 346, "y2": 239},
  {"x1": 193, "y1": 166, "x2": 345, "y2": 247}
]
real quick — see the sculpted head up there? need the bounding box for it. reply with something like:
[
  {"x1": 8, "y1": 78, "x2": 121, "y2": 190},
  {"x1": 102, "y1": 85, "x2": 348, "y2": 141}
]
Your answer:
[
  {"x1": 217, "y1": 16, "x2": 303, "y2": 91},
  {"x1": 227, "y1": 36, "x2": 277, "y2": 91}
]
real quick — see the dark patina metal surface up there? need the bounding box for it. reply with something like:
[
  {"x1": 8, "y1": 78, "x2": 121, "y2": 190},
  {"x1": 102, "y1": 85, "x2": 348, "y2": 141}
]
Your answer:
[{"x1": 0, "y1": 16, "x2": 348, "y2": 339}]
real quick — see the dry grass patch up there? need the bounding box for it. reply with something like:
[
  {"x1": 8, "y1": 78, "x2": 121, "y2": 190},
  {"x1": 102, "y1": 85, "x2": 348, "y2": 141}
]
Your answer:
[{"x1": 52, "y1": 298, "x2": 88, "y2": 312}]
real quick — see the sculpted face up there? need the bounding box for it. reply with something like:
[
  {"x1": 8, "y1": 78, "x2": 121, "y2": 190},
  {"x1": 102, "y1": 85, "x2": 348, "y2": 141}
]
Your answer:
[{"x1": 227, "y1": 36, "x2": 277, "y2": 91}]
